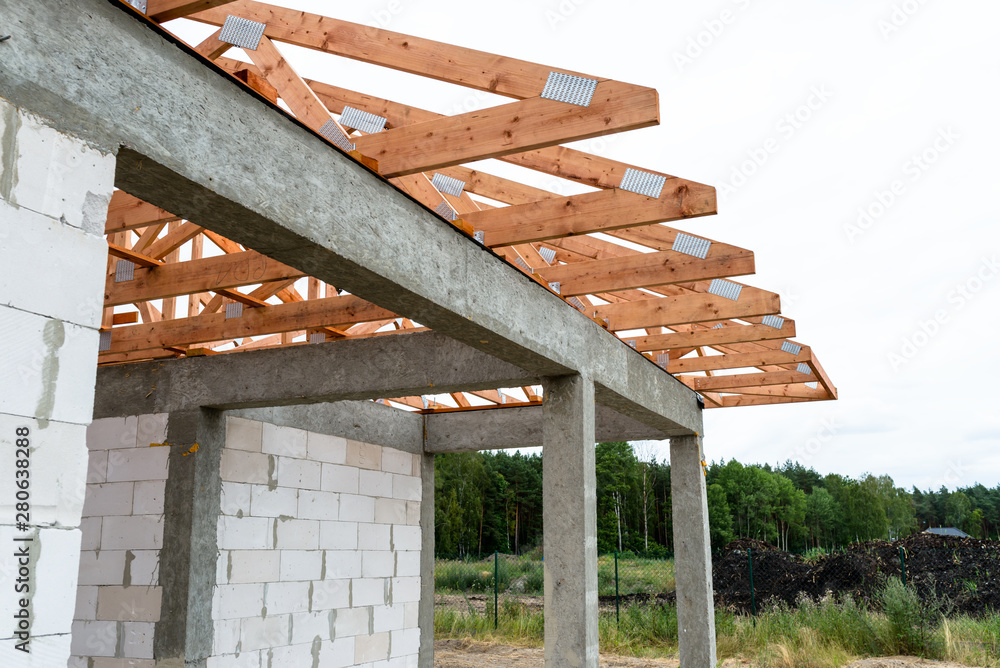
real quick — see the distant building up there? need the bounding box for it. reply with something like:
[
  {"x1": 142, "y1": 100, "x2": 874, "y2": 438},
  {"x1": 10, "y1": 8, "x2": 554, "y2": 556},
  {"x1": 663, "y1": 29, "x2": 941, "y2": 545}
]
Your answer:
[{"x1": 924, "y1": 527, "x2": 971, "y2": 538}]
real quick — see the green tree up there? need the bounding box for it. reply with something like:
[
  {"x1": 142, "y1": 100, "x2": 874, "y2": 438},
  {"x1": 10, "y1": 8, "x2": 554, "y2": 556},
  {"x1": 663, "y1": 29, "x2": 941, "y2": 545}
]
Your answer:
[
  {"x1": 945, "y1": 491, "x2": 972, "y2": 529},
  {"x1": 706, "y1": 483, "x2": 734, "y2": 550}
]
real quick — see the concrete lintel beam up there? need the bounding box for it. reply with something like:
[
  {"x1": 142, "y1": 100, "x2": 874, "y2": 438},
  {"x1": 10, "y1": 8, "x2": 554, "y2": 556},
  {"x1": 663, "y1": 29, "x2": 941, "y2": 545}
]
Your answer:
[
  {"x1": 0, "y1": 0, "x2": 701, "y2": 437},
  {"x1": 424, "y1": 403, "x2": 665, "y2": 453}
]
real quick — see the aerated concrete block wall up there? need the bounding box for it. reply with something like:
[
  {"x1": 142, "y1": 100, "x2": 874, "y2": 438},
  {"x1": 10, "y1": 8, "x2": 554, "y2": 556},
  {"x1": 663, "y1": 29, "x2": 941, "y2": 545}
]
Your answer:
[
  {"x1": 0, "y1": 94, "x2": 113, "y2": 666},
  {"x1": 70, "y1": 414, "x2": 170, "y2": 667},
  {"x1": 211, "y1": 416, "x2": 423, "y2": 668}
]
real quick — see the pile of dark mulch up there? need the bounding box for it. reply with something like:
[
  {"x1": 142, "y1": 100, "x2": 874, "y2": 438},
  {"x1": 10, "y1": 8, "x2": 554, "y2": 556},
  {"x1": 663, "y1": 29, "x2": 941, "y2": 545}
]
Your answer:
[{"x1": 712, "y1": 533, "x2": 1000, "y2": 615}]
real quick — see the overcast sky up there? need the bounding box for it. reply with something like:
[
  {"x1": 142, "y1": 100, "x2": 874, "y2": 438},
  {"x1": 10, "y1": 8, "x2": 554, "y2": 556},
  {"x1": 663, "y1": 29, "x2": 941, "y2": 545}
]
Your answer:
[{"x1": 169, "y1": 0, "x2": 999, "y2": 491}]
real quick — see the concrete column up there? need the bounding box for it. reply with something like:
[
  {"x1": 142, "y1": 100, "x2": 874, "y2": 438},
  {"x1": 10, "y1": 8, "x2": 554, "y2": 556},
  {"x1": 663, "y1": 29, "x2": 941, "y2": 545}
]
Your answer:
[
  {"x1": 542, "y1": 374, "x2": 598, "y2": 668},
  {"x1": 153, "y1": 409, "x2": 225, "y2": 667},
  {"x1": 670, "y1": 435, "x2": 717, "y2": 668},
  {"x1": 418, "y1": 451, "x2": 435, "y2": 668},
  {"x1": 0, "y1": 95, "x2": 114, "y2": 665}
]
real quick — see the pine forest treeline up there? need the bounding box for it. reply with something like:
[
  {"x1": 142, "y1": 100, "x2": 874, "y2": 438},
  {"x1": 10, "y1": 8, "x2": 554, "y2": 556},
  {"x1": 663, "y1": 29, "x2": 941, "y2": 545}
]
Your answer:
[{"x1": 434, "y1": 444, "x2": 1000, "y2": 557}]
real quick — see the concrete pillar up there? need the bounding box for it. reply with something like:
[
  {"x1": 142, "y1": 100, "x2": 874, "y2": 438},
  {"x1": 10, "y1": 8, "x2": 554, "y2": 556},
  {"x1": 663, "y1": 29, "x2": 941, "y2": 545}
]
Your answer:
[
  {"x1": 418, "y1": 452, "x2": 435, "y2": 668},
  {"x1": 542, "y1": 374, "x2": 598, "y2": 668},
  {"x1": 670, "y1": 435, "x2": 717, "y2": 668},
  {"x1": 0, "y1": 95, "x2": 114, "y2": 665}
]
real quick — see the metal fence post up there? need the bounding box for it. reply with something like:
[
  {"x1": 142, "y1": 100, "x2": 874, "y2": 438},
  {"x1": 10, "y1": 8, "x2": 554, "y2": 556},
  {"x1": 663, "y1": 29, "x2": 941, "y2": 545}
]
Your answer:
[
  {"x1": 614, "y1": 550, "x2": 620, "y2": 626},
  {"x1": 494, "y1": 550, "x2": 499, "y2": 629},
  {"x1": 748, "y1": 547, "x2": 757, "y2": 620},
  {"x1": 898, "y1": 546, "x2": 907, "y2": 586}
]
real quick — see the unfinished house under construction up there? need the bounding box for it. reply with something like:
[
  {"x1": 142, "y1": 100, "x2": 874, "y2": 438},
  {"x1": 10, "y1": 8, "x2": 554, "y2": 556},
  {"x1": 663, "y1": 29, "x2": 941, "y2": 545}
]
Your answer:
[{"x1": 0, "y1": 1, "x2": 836, "y2": 667}]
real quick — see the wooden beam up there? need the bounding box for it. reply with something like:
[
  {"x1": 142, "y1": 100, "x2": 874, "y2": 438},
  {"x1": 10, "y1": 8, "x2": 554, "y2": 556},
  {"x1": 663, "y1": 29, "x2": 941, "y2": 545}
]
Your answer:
[
  {"x1": 705, "y1": 395, "x2": 815, "y2": 409},
  {"x1": 101, "y1": 295, "x2": 395, "y2": 354},
  {"x1": 147, "y1": 0, "x2": 238, "y2": 22},
  {"x1": 144, "y1": 222, "x2": 205, "y2": 260},
  {"x1": 436, "y1": 166, "x2": 559, "y2": 206},
  {"x1": 193, "y1": 28, "x2": 230, "y2": 60},
  {"x1": 353, "y1": 80, "x2": 659, "y2": 178},
  {"x1": 105, "y1": 191, "x2": 180, "y2": 234},
  {"x1": 105, "y1": 250, "x2": 306, "y2": 306},
  {"x1": 106, "y1": 243, "x2": 163, "y2": 268},
  {"x1": 633, "y1": 320, "x2": 796, "y2": 352},
  {"x1": 667, "y1": 348, "x2": 811, "y2": 374},
  {"x1": 679, "y1": 370, "x2": 815, "y2": 392},
  {"x1": 721, "y1": 384, "x2": 829, "y2": 400},
  {"x1": 594, "y1": 287, "x2": 780, "y2": 330},
  {"x1": 536, "y1": 249, "x2": 754, "y2": 297}
]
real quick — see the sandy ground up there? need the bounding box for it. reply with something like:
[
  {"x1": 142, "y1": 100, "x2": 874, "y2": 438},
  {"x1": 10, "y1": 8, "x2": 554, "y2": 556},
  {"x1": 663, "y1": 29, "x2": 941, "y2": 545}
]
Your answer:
[{"x1": 433, "y1": 640, "x2": 982, "y2": 667}]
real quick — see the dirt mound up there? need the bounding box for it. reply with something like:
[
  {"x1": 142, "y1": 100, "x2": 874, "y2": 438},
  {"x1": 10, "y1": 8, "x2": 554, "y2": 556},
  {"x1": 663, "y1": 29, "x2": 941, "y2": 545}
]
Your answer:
[{"x1": 712, "y1": 534, "x2": 1000, "y2": 614}]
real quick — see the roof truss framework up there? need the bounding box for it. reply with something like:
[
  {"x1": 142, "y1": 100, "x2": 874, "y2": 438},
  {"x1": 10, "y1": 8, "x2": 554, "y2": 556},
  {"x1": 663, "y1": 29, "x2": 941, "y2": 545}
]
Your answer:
[{"x1": 94, "y1": 0, "x2": 836, "y2": 411}]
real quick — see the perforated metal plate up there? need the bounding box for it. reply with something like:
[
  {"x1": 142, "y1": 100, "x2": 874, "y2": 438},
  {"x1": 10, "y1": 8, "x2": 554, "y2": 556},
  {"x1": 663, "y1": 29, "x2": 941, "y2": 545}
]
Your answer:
[
  {"x1": 318, "y1": 120, "x2": 356, "y2": 152},
  {"x1": 540, "y1": 72, "x2": 599, "y2": 107},
  {"x1": 567, "y1": 297, "x2": 586, "y2": 311},
  {"x1": 431, "y1": 173, "x2": 466, "y2": 197},
  {"x1": 219, "y1": 15, "x2": 267, "y2": 50},
  {"x1": 548, "y1": 282, "x2": 561, "y2": 294},
  {"x1": 514, "y1": 257, "x2": 531, "y2": 272},
  {"x1": 707, "y1": 279, "x2": 742, "y2": 301},
  {"x1": 473, "y1": 231, "x2": 485, "y2": 244},
  {"x1": 797, "y1": 363, "x2": 812, "y2": 375},
  {"x1": 761, "y1": 315, "x2": 785, "y2": 329},
  {"x1": 340, "y1": 106, "x2": 387, "y2": 134},
  {"x1": 626, "y1": 340, "x2": 636, "y2": 349},
  {"x1": 225, "y1": 302, "x2": 244, "y2": 319},
  {"x1": 619, "y1": 168, "x2": 667, "y2": 199},
  {"x1": 712, "y1": 323, "x2": 725, "y2": 329},
  {"x1": 114, "y1": 260, "x2": 135, "y2": 283},
  {"x1": 434, "y1": 200, "x2": 458, "y2": 221},
  {"x1": 672, "y1": 232, "x2": 711, "y2": 259},
  {"x1": 310, "y1": 333, "x2": 326, "y2": 344},
  {"x1": 657, "y1": 353, "x2": 669, "y2": 366},
  {"x1": 98, "y1": 331, "x2": 112, "y2": 352},
  {"x1": 538, "y1": 247, "x2": 557, "y2": 265},
  {"x1": 781, "y1": 341, "x2": 802, "y2": 355},
  {"x1": 128, "y1": 0, "x2": 147, "y2": 12}
]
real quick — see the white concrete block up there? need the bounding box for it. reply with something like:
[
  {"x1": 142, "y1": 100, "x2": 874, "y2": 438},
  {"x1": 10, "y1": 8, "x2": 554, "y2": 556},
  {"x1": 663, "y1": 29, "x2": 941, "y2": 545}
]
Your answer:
[
  {"x1": 250, "y1": 484, "x2": 297, "y2": 518},
  {"x1": 70, "y1": 620, "x2": 118, "y2": 657},
  {"x1": 135, "y1": 414, "x2": 168, "y2": 448},
  {"x1": 212, "y1": 583, "x2": 264, "y2": 620},
  {"x1": 78, "y1": 550, "x2": 126, "y2": 586},
  {"x1": 298, "y1": 489, "x2": 339, "y2": 521},
  {"x1": 216, "y1": 516, "x2": 270, "y2": 551},
  {"x1": 320, "y1": 636, "x2": 356, "y2": 668},
  {"x1": 395, "y1": 552, "x2": 420, "y2": 578},
  {"x1": 307, "y1": 431, "x2": 347, "y2": 464},
  {"x1": 359, "y1": 470, "x2": 393, "y2": 499},
  {"x1": 357, "y1": 524, "x2": 391, "y2": 551},
  {"x1": 280, "y1": 550, "x2": 323, "y2": 581},
  {"x1": 392, "y1": 526, "x2": 421, "y2": 553},
  {"x1": 390, "y1": 628, "x2": 421, "y2": 658},
  {"x1": 122, "y1": 621, "x2": 155, "y2": 659},
  {"x1": 79, "y1": 516, "x2": 101, "y2": 550},
  {"x1": 391, "y1": 577, "x2": 421, "y2": 604},
  {"x1": 0, "y1": 307, "x2": 99, "y2": 425},
  {"x1": 7, "y1": 109, "x2": 115, "y2": 234},
  {"x1": 372, "y1": 604, "x2": 405, "y2": 633},
  {"x1": 362, "y1": 551, "x2": 395, "y2": 579},
  {"x1": 206, "y1": 650, "x2": 262, "y2": 668},
  {"x1": 225, "y1": 416, "x2": 262, "y2": 452},
  {"x1": 68, "y1": 655, "x2": 88, "y2": 668},
  {"x1": 403, "y1": 602, "x2": 419, "y2": 630},
  {"x1": 95, "y1": 586, "x2": 162, "y2": 622},
  {"x1": 346, "y1": 440, "x2": 382, "y2": 471},
  {"x1": 310, "y1": 578, "x2": 350, "y2": 611},
  {"x1": 275, "y1": 518, "x2": 319, "y2": 550},
  {"x1": 240, "y1": 613, "x2": 290, "y2": 651},
  {"x1": 291, "y1": 610, "x2": 332, "y2": 644},
  {"x1": 374, "y1": 498, "x2": 407, "y2": 525},
  {"x1": 0, "y1": 200, "x2": 107, "y2": 328},
  {"x1": 269, "y1": 641, "x2": 317, "y2": 666},
  {"x1": 132, "y1": 480, "x2": 165, "y2": 515},
  {"x1": 319, "y1": 521, "x2": 358, "y2": 551},
  {"x1": 335, "y1": 606, "x2": 370, "y2": 637},
  {"x1": 105, "y1": 447, "x2": 169, "y2": 483},
  {"x1": 219, "y1": 482, "x2": 251, "y2": 517},
  {"x1": 75, "y1": 585, "x2": 99, "y2": 621},
  {"x1": 87, "y1": 417, "x2": 138, "y2": 450},
  {"x1": 264, "y1": 580, "x2": 311, "y2": 615},
  {"x1": 0, "y1": 631, "x2": 73, "y2": 667},
  {"x1": 86, "y1": 449, "x2": 108, "y2": 485},
  {"x1": 276, "y1": 456, "x2": 322, "y2": 490},
  {"x1": 380, "y1": 448, "x2": 413, "y2": 476},
  {"x1": 0, "y1": 413, "x2": 89, "y2": 526},
  {"x1": 83, "y1": 482, "x2": 133, "y2": 517},
  {"x1": 0, "y1": 526, "x2": 81, "y2": 637},
  {"x1": 220, "y1": 449, "x2": 270, "y2": 484},
  {"x1": 391, "y1": 475, "x2": 421, "y2": 502},
  {"x1": 101, "y1": 515, "x2": 163, "y2": 550},
  {"x1": 127, "y1": 550, "x2": 160, "y2": 587},
  {"x1": 353, "y1": 578, "x2": 387, "y2": 607},
  {"x1": 405, "y1": 501, "x2": 420, "y2": 527},
  {"x1": 323, "y1": 551, "x2": 362, "y2": 580},
  {"x1": 355, "y1": 632, "x2": 390, "y2": 663},
  {"x1": 216, "y1": 549, "x2": 229, "y2": 585},
  {"x1": 213, "y1": 618, "x2": 241, "y2": 655},
  {"x1": 322, "y1": 463, "x2": 359, "y2": 494},
  {"x1": 262, "y1": 422, "x2": 308, "y2": 458},
  {"x1": 339, "y1": 494, "x2": 375, "y2": 523},
  {"x1": 228, "y1": 550, "x2": 280, "y2": 584}
]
